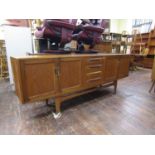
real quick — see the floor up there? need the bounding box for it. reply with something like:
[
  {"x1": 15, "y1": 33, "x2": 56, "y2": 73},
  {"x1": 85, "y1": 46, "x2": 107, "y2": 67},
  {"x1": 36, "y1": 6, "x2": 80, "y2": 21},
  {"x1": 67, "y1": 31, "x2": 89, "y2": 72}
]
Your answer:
[{"x1": 0, "y1": 68, "x2": 155, "y2": 135}]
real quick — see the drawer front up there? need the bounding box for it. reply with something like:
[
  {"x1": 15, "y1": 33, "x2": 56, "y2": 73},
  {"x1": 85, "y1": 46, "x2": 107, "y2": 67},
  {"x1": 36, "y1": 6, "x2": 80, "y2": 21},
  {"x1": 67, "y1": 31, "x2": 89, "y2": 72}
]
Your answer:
[
  {"x1": 84, "y1": 57, "x2": 104, "y2": 87},
  {"x1": 87, "y1": 57, "x2": 103, "y2": 65},
  {"x1": 86, "y1": 71, "x2": 102, "y2": 81},
  {"x1": 86, "y1": 64, "x2": 103, "y2": 73},
  {"x1": 86, "y1": 77, "x2": 103, "y2": 85}
]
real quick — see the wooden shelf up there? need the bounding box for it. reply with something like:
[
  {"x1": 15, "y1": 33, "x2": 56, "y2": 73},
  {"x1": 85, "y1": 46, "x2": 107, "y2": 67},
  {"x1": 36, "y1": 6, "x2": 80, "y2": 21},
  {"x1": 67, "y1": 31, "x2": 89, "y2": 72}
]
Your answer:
[
  {"x1": 102, "y1": 41, "x2": 112, "y2": 43},
  {"x1": 150, "y1": 34, "x2": 155, "y2": 39},
  {"x1": 101, "y1": 32, "x2": 132, "y2": 53},
  {"x1": 0, "y1": 40, "x2": 8, "y2": 79},
  {"x1": 132, "y1": 43, "x2": 146, "y2": 46},
  {"x1": 148, "y1": 28, "x2": 155, "y2": 53},
  {"x1": 148, "y1": 44, "x2": 155, "y2": 47},
  {"x1": 152, "y1": 58, "x2": 155, "y2": 80},
  {"x1": 136, "y1": 36, "x2": 149, "y2": 39},
  {"x1": 131, "y1": 32, "x2": 150, "y2": 56}
]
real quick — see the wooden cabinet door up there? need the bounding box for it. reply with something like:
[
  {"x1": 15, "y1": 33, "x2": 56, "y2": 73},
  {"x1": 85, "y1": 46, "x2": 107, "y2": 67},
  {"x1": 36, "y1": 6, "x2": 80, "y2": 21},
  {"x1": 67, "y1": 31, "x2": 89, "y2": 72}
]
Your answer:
[
  {"x1": 104, "y1": 57, "x2": 120, "y2": 83},
  {"x1": 118, "y1": 56, "x2": 130, "y2": 79},
  {"x1": 152, "y1": 58, "x2": 155, "y2": 80},
  {"x1": 59, "y1": 58, "x2": 83, "y2": 94},
  {"x1": 21, "y1": 59, "x2": 58, "y2": 102}
]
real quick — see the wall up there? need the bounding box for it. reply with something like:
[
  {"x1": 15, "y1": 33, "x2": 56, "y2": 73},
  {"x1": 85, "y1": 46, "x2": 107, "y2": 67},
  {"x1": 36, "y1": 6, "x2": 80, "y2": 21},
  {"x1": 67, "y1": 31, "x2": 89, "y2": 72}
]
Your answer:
[
  {"x1": 3, "y1": 26, "x2": 33, "y2": 85},
  {"x1": 110, "y1": 19, "x2": 119, "y2": 33},
  {"x1": 110, "y1": 19, "x2": 132, "y2": 34}
]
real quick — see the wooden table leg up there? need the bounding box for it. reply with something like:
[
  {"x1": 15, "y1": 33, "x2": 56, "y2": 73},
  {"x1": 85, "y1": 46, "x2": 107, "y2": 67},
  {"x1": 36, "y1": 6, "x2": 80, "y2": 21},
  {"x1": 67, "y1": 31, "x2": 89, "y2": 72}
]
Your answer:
[
  {"x1": 52, "y1": 97, "x2": 62, "y2": 119},
  {"x1": 45, "y1": 99, "x2": 49, "y2": 106},
  {"x1": 45, "y1": 98, "x2": 55, "y2": 107},
  {"x1": 149, "y1": 81, "x2": 155, "y2": 93},
  {"x1": 114, "y1": 80, "x2": 117, "y2": 94}
]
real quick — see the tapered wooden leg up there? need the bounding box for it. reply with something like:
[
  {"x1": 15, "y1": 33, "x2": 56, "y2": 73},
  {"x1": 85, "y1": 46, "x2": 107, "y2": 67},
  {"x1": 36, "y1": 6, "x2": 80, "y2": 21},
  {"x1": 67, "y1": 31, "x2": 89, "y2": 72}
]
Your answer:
[
  {"x1": 114, "y1": 80, "x2": 117, "y2": 94},
  {"x1": 149, "y1": 81, "x2": 155, "y2": 93},
  {"x1": 45, "y1": 99, "x2": 49, "y2": 106},
  {"x1": 52, "y1": 98, "x2": 62, "y2": 119},
  {"x1": 55, "y1": 98, "x2": 61, "y2": 113}
]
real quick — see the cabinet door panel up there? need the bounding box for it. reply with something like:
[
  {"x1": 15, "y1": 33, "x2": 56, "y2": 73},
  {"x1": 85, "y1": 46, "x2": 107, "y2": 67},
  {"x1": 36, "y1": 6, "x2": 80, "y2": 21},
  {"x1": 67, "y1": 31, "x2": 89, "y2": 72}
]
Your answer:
[
  {"x1": 118, "y1": 57, "x2": 130, "y2": 79},
  {"x1": 22, "y1": 60, "x2": 57, "y2": 102},
  {"x1": 60, "y1": 58, "x2": 83, "y2": 94},
  {"x1": 104, "y1": 57, "x2": 119, "y2": 82}
]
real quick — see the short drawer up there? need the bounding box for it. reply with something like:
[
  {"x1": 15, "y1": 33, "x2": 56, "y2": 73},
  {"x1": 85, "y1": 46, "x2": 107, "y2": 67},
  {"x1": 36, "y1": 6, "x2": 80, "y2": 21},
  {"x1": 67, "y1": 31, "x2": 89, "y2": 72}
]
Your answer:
[
  {"x1": 87, "y1": 57, "x2": 103, "y2": 65},
  {"x1": 86, "y1": 77, "x2": 102, "y2": 84},
  {"x1": 86, "y1": 71, "x2": 103, "y2": 84},
  {"x1": 86, "y1": 71, "x2": 102, "y2": 79},
  {"x1": 86, "y1": 64, "x2": 103, "y2": 73}
]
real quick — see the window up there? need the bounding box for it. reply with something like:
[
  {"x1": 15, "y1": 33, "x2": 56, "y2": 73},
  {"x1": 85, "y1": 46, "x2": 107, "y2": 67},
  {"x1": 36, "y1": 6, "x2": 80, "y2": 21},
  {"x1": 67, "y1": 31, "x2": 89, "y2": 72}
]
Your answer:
[{"x1": 132, "y1": 19, "x2": 153, "y2": 33}]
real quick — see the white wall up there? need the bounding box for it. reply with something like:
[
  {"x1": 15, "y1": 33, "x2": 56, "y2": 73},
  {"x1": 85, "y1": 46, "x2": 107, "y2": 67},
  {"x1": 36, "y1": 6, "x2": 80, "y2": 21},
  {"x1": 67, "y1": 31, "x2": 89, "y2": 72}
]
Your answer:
[
  {"x1": 110, "y1": 19, "x2": 119, "y2": 33},
  {"x1": 110, "y1": 19, "x2": 132, "y2": 34},
  {"x1": 3, "y1": 26, "x2": 33, "y2": 85}
]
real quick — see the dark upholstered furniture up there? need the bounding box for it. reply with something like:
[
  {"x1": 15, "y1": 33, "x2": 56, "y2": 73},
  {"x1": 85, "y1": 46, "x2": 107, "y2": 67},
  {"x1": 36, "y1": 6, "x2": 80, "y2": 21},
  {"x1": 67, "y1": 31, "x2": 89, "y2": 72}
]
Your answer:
[
  {"x1": 72, "y1": 19, "x2": 104, "y2": 52},
  {"x1": 35, "y1": 19, "x2": 77, "y2": 52}
]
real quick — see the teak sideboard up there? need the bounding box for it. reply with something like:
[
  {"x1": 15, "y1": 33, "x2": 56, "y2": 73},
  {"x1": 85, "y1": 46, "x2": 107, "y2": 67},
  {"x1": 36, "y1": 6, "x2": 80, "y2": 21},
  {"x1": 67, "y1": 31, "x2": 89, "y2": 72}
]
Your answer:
[{"x1": 11, "y1": 53, "x2": 130, "y2": 117}]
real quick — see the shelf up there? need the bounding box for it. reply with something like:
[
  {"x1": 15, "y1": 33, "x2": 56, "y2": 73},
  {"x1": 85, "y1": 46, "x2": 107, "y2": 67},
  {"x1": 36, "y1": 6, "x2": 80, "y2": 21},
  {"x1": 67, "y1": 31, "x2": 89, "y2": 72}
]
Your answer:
[
  {"x1": 149, "y1": 44, "x2": 155, "y2": 47},
  {"x1": 102, "y1": 41, "x2": 112, "y2": 43},
  {"x1": 141, "y1": 32, "x2": 150, "y2": 35},
  {"x1": 148, "y1": 41, "x2": 155, "y2": 46},
  {"x1": 102, "y1": 32, "x2": 132, "y2": 53},
  {"x1": 132, "y1": 43, "x2": 146, "y2": 46},
  {"x1": 122, "y1": 34, "x2": 132, "y2": 38},
  {"x1": 150, "y1": 35, "x2": 155, "y2": 39},
  {"x1": 0, "y1": 54, "x2": 6, "y2": 56},
  {"x1": 135, "y1": 37, "x2": 149, "y2": 40}
]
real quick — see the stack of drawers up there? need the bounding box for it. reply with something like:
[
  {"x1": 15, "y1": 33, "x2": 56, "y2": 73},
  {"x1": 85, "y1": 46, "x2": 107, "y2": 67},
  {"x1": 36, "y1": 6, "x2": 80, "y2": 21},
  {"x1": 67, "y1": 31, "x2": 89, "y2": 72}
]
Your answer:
[{"x1": 84, "y1": 57, "x2": 104, "y2": 87}]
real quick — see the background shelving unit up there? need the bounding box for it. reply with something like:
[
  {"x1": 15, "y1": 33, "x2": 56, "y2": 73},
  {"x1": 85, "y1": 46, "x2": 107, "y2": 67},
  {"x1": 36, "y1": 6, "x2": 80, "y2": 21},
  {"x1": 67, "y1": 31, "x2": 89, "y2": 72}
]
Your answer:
[
  {"x1": 131, "y1": 32, "x2": 150, "y2": 55},
  {"x1": 145, "y1": 28, "x2": 155, "y2": 68},
  {"x1": 95, "y1": 32, "x2": 132, "y2": 54},
  {"x1": 131, "y1": 30, "x2": 155, "y2": 68},
  {"x1": 110, "y1": 33, "x2": 122, "y2": 53},
  {"x1": 130, "y1": 19, "x2": 154, "y2": 68},
  {"x1": 121, "y1": 33, "x2": 132, "y2": 54},
  {"x1": 148, "y1": 29, "x2": 155, "y2": 54},
  {"x1": 93, "y1": 32, "x2": 112, "y2": 53},
  {"x1": 0, "y1": 40, "x2": 8, "y2": 79},
  {"x1": 149, "y1": 57, "x2": 155, "y2": 93}
]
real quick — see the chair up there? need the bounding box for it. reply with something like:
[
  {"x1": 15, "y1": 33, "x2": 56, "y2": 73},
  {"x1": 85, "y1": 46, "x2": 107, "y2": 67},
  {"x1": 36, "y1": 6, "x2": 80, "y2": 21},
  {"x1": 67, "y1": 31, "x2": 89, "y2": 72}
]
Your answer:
[
  {"x1": 72, "y1": 19, "x2": 104, "y2": 52},
  {"x1": 34, "y1": 19, "x2": 77, "y2": 52}
]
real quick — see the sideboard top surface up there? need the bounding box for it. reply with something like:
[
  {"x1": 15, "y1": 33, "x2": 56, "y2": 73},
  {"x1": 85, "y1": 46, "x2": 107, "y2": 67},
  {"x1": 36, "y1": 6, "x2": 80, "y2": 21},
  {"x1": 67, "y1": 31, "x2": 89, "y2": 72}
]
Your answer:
[{"x1": 12, "y1": 53, "x2": 131, "y2": 60}]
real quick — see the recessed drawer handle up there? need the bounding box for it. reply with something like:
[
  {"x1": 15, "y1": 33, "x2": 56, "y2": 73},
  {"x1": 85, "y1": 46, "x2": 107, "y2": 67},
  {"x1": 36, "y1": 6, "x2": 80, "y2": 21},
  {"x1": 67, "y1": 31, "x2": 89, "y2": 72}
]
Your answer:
[
  {"x1": 88, "y1": 65, "x2": 102, "y2": 68},
  {"x1": 87, "y1": 71, "x2": 102, "y2": 75},
  {"x1": 88, "y1": 58, "x2": 102, "y2": 62},
  {"x1": 87, "y1": 77, "x2": 102, "y2": 82}
]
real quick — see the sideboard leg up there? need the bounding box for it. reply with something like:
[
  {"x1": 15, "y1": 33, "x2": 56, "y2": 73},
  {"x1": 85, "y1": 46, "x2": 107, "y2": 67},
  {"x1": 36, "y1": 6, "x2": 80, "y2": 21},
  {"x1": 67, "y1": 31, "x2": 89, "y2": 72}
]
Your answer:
[
  {"x1": 52, "y1": 112, "x2": 62, "y2": 119},
  {"x1": 45, "y1": 99, "x2": 48, "y2": 105},
  {"x1": 52, "y1": 98, "x2": 62, "y2": 119},
  {"x1": 45, "y1": 98, "x2": 55, "y2": 107},
  {"x1": 149, "y1": 80, "x2": 155, "y2": 93},
  {"x1": 114, "y1": 80, "x2": 117, "y2": 94}
]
